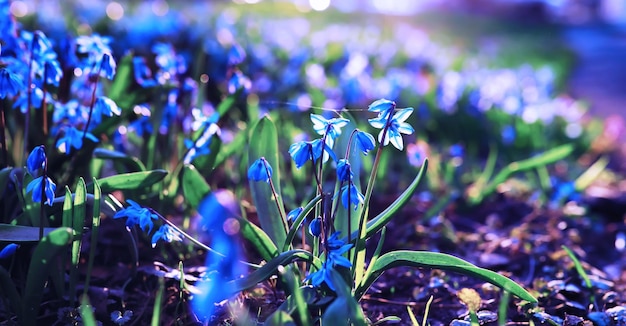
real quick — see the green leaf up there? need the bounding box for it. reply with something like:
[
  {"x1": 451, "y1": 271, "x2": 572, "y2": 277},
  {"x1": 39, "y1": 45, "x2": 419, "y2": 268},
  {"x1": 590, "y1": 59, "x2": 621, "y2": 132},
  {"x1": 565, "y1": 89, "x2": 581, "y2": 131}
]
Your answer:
[
  {"x1": 22, "y1": 227, "x2": 74, "y2": 326},
  {"x1": 191, "y1": 134, "x2": 222, "y2": 173},
  {"x1": 248, "y1": 116, "x2": 287, "y2": 246},
  {"x1": 355, "y1": 250, "x2": 536, "y2": 303},
  {"x1": 72, "y1": 178, "x2": 87, "y2": 265},
  {"x1": 215, "y1": 129, "x2": 246, "y2": 168},
  {"x1": 236, "y1": 216, "x2": 278, "y2": 262},
  {"x1": 469, "y1": 144, "x2": 574, "y2": 204},
  {"x1": 79, "y1": 294, "x2": 98, "y2": 326},
  {"x1": 343, "y1": 159, "x2": 428, "y2": 243},
  {"x1": 266, "y1": 311, "x2": 297, "y2": 326},
  {"x1": 562, "y1": 245, "x2": 592, "y2": 289},
  {"x1": 93, "y1": 148, "x2": 146, "y2": 171},
  {"x1": 230, "y1": 250, "x2": 320, "y2": 293},
  {"x1": 283, "y1": 194, "x2": 322, "y2": 252},
  {"x1": 181, "y1": 165, "x2": 211, "y2": 208},
  {"x1": 92, "y1": 170, "x2": 168, "y2": 193},
  {"x1": 323, "y1": 269, "x2": 367, "y2": 326},
  {"x1": 69, "y1": 178, "x2": 87, "y2": 308},
  {"x1": 84, "y1": 178, "x2": 102, "y2": 297},
  {"x1": 0, "y1": 224, "x2": 58, "y2": 242},
  {"x1": 279, "y1": 264, "x2": 311, "y2": 326}
]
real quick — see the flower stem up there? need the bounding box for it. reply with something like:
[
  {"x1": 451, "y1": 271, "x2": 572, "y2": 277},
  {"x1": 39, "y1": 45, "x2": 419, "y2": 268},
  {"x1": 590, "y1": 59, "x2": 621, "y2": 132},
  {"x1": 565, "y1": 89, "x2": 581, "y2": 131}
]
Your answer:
[
  {"x1": 264, "y1": 158, "x2": 288, "y2": 237},
  {"x1": 351, "y1": 111, "x2": 392, "y2": 281},
  {"x1": 23, "y1": 33, "x2": 37, "y2": 166},
  {"x1": 82, "y1": 63, "x2": 102, "y2": 142},
  {"x1": 0, "y1": 101, "x2": 7, "y2": 168},
  {"x1": 150, "y1": 209, "x2": 261, "y2": 269},
  {"x1": 39, "y1": 151, "x2": 48, "y2": 240}
]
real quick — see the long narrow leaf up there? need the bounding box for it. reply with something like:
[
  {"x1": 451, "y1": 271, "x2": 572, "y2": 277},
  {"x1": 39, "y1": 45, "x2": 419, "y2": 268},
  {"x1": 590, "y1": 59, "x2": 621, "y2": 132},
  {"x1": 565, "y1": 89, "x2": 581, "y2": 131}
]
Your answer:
[
  {"x1": 84, "y1": 178, "x2": 102, "y2": 296},
  {"x1": 0, "y1": 224, "x2": 58, "y2": 242},
  {"x1": 93, "y1": 148, "x2": 146, "y2": 172},
  {"x1": 237, "y1": 216, "x2": 278, "y2": 261},
  {"x1": 355, "y1": 250, "x2": 536, "y2": 303},
  {"x1": 248, "y1": 116, "x2": 287, "y2": 246},
  {"x1": 181, "y1": 165, "x2": 211, "y2": 208},
  {"x1": 230, "y1": 250, "x2": 320, "y2": 292},
  {"x1": 343, "y1": 159, "x2": 428, "y2": 243},
  {"x1": 22, "y1": 228, "x2": 74, "y2": 326},
  {"x1": 92, "y1": 170, "x2": 168, "y2": 193}
]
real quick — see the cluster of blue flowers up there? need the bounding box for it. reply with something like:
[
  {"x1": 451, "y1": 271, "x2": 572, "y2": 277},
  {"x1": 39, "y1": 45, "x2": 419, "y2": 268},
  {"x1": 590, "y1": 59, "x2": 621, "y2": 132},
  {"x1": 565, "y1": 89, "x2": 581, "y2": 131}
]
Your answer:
[
  {"x1": 248, "y1": 98, "x2": 415, "y2": 292},
  {"x1": 113, "y1": 199, "x2": 182, "y2": 248}
]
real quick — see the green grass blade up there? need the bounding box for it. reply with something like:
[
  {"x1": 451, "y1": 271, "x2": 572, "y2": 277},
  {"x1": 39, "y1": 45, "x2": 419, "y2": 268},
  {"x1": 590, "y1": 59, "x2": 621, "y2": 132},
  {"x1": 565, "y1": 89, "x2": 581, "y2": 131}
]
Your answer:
[
  {"x1": 79, "y1": 294, "x2": 98, "y2": 326},
  {"x1": 69, "y1": 178, "x2": 87, "y2": 308},
  {"x1": 92, "y1": 170, "x2": 168, "y2": 193},
  {"x1": 62, "y1": 187, "x2": 73, "y2": 228},
  {"x1": 282, "y1": 194, "x2": 322, "y2": 252},
  {"x1": 355, "y1": 250, "x2": 536, "y2": 303},
  {"x1": 230, "y1": 250, "x2": 320, "y2": 292},
  {"x1": 280, "y1": 265, "x2": 311, "y2": 326},
  {"x1": 181, "y1": 164, "x2": 211, "y2": 208},
  {"x1": 0, "y1": 224, "x2": 58, "y2": 242},
  {"x1": 562, "y1": 245, "x2": 592, "y2": 289},
  {"x1": 248, "y1": 116, "x2": 287, "y2": 246},
  {"x1": 151, "y1": 277, "x2": 165, "y2": 326},
  {"x1": 343, "y1": 159, "x2": 428, "y2": 243},
  {"x1": 84, "y1": 178, "x2": 101, "y2": 297},
  {"x1": 358, "y1": 227, "x2": 386, "y2": 296},
  {"x1": 470, "y1": 144, "x2": 574, "y2": 204},
  {"x1": 93, "y1": 148, "x2": 146, "y2": 171},
  {"x1": 22, "y1": 227, "x2": 74, "y2": 326}
]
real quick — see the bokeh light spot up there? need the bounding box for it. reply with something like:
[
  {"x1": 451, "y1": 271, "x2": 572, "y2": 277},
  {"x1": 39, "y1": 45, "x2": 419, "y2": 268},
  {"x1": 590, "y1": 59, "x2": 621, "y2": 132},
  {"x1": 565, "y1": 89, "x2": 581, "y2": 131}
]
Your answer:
[
  {"x1": 106, "y1": 2, "x2": 124, "y2": 21},
  {"x1": 10, "y1": 1, "x2": 28, "y2": 17},
  {"x1": 309, "y1": 0, "x2": 330, "y2": 11}
]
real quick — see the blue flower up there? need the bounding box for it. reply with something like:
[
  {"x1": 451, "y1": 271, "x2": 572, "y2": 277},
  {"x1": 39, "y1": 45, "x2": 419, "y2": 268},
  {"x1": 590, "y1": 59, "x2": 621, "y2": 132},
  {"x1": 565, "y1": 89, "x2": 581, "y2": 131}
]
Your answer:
[
  {"x1": 306, "y1": 232, "x2": 353, "y2": 291},
  {"x1": 287, "y1": 207, "x2": 303, "y2": 222},
  {"x1": 94, "y1": 96, "x2": 121, "y2": 117},
  {"x1": 306, "y1": 260, "x2": 336, "y2": 290},
  {"x1": 43, "y1": 59, "x2": 63, "y2": 86},
  {"x1": 288, "y1": 138, "x2": 336, "y2": 169},
  {"x1": 448, "y1": 144, "x2": 464, "y2": 158},
  {"x1": 368, "y1": 107, "x2": 414, "y2": 151},
  {"x1": 228, "y1": 43, "x2": 246, "y2": 66},
  {"x1": 248, "y1": 157, "x2": 273, "y2": 183},
  {"x1": 368, "y1": 98, "x2": 395, "y2": 113},
  {"x1": 110, "y1": 310, "x2": 133, "y2": 325},
  {"x1": 310, "y1": 114, "x2": 349, "y2": 140},
  {"x1": 336, "y1": 159, "x2": 352, "y2": 183},
  {"x1": 501, "y1": 125, "x2": 516, "y2": 145},
  {"x1": 26, "y1": 145, "x2": 46, "y2": 177},
  {"x1": 309, "y1": 217, "x2": 322, "y2": 237},
  {"x1": 56, "y1": 126, "x2": 99, "y2": 154},
  {"x1": 341, "y1": 183, "x2": 365, "y2": 210},
  {"x1": 133, "y1": 57, "x2": 157, "y2": 88},
  {"x1": 114, "y1": 199, "x2": 158, "y2": 233},
  {"x1": 26, "y1": 176, "x2": 56, "y2": 206},
  {"x1": 0, "y1": 243, "x2": 18, "y2": 259},
  {"x1": 99, "y1": 53, "x2": 116, "y2": 80},
  {"x1": 151, "y1": 225, "x2": 183, "y2": 248},
  {"x1": 0, "y1": 68, "x2": 24, "y2": 99},
  {"x1": 355, "y1": 130, "x2": 376, "y2": 155},
  {"x1": 228, "y1": 70, "x2": 251, "y2": 95}
]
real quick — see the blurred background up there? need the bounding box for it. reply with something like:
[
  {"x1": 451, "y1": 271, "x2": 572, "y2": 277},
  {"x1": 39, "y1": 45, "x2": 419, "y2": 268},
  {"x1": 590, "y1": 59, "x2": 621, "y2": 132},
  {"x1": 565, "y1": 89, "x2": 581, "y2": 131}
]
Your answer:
[{"x1": 9, "y1": 0, "x2": 626, "y2": 120}]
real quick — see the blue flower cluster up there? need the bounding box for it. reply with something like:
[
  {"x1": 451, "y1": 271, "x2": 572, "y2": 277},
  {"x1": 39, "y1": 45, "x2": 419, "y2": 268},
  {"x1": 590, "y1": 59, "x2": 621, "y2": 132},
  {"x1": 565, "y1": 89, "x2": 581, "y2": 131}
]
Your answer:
[
  {"x1": 25, "y1": 145, "x2": 55, "y2": 206},
  {"x1": 113, "y1": 199, "x2": 183, "y2": 248}
]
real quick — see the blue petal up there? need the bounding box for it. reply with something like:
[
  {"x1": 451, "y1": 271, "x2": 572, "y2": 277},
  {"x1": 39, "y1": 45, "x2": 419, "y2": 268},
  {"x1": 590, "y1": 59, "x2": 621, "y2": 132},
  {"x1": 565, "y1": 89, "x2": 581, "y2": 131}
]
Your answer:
[
  {"x1": 26, "y1": 145, "x2": 46, "y2": 176},
  {"x1": 0, "y1": 243, "x2": 18, "y2": 259},
  {"x1": 368, "y1": 99, "x2": 395, "y2": 112}
]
